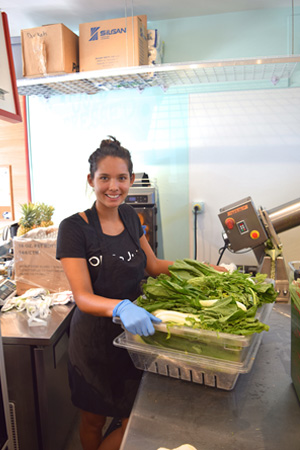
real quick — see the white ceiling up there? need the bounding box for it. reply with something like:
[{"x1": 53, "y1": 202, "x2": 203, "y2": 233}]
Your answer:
[{"x1": 1, "y1": 0, "x2": 298, "y2": 37}]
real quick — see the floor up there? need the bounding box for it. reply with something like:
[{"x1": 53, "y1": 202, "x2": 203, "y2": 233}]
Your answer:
[
  {"x1": 64, "y1": 413, "x2": 81, "y2": 449},
  {"x1": 64, "y1": 413, "x2": 113, "y2": 450}
]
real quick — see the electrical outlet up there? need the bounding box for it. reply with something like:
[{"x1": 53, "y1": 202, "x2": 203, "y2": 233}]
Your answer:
[{"x1": 192, "y1": 202, "x2": 204, "y2": 214}]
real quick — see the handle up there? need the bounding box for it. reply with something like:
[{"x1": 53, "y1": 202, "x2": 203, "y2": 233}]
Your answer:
[
  {"x1": 295, "y1": 270, "x2": 300, "y2": 281},
  {"x1": 288, "y1": 261, "x2": 300, "y2": 280},
  {"x1": 2, "y1": 226, "x2": 9, "y2": 241}
]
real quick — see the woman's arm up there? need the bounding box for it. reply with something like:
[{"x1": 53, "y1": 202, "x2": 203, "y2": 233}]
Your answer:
[
  {"x1": 60, "y1": 257, "x2": 120, "y2": 316},
  {"x1": 140, "y1": 234, "x2": 173, "y2": 277},
  {"x1": 140, "y1": 235, "x2": 227, "y2": 275},
  {"x1": 61, "y1": 255, "x2": 162, "y2": 335}
]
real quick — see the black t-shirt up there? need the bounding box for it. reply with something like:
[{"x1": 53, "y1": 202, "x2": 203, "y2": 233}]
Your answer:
[{"x1": 56, "y1": 202, "x2": 146, "y2": 299}]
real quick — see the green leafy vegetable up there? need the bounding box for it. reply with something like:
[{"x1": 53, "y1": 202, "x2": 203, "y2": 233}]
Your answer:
[{"x1": 137, "y1": 259, "x2": 277, "y2": 335}]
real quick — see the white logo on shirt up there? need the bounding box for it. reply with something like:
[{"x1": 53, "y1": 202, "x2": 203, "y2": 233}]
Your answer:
[
  {"x1": 89, "y1": 255, "x2": 103, "y2": 267},
  {"x1": 112, "y1": 249, "x2": 138, "y2": 262},
  {"x1": 89, "y1": 249, "x2": 139, "y2": 266}
]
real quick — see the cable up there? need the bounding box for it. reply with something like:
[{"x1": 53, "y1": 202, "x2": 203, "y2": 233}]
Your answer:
[
  {"x1": 217, "y1": 244, "x2": 227, "y2": 266},
  {"x1": 193, "y1": 206, "x2": 198, "y2": 260},
  {"x1": 216, "y1": 233, "x2": 258, "y2": 265},
  {"x1": 292, "y1": 0, "x2": 295, "y2": 55},
  {"x1": 216, "y1": 232, "x2": 229, "y2": 265}
]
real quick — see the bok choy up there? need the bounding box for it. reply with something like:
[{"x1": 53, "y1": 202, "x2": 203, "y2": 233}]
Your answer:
[{"x1": 137, "y1": 259, "x2": 277, "y2": 335}]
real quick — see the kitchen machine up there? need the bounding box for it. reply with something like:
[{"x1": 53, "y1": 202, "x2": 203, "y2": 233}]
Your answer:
[
  {"x1": 218, "y1": 196, "x2": 300, "y2": 302},
  {"x1": 125, "y1": 173, "x2": 158, "y2": 255}
]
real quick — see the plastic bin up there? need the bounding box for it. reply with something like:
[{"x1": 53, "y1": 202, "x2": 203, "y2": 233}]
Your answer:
[
  {"x1": 113, "y1": 303, "x2": 273, "y2": 390},
  {"x1": 289, "y1": 261, "x2": 300, "y2": 401}
]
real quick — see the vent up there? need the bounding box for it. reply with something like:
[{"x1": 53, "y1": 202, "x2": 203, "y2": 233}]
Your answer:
[{"x1": 9, "y1": 402, "x2": 19, "y2": 450}]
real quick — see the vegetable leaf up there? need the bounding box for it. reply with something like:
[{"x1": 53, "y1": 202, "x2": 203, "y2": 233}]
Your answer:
[{"x1": 137, "y1": 259, "x2": 277, "y2": 335}]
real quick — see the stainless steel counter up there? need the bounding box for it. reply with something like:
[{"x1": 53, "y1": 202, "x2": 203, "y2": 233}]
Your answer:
[
  {"x1": 0, "y1": 303, "x2": 75, "y2": 345},
  {"x1": 120, "y1": 304, "x2": 300, "y2": 450}
]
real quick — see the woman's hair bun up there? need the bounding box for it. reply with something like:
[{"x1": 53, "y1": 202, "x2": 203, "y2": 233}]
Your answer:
[
  {"x1": 100, "y1": 136, "x2": 121, "y2": 148},
  {"x1": 88, "y1": 136, "x2": 133, "y2": 178}
]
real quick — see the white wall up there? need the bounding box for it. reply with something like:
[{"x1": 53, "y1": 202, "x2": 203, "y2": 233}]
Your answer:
[
  {"x1": 149, "y1": 8, "x2": 300, "y2": 63},
  {"x1": 189, "y1": 87, "x2": 300, "y2": 267}
]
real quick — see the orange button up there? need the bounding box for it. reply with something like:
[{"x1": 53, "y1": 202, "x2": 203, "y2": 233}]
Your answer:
[
  {"x1": 250, "y1": 230, "x2": 260, "y2": 239},
  {"x1": 225, "y1": 217, "x2": 235, "y2": 230}
]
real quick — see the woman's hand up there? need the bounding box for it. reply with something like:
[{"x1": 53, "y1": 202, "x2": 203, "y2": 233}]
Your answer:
[
  {"x1": 207, "y1": 263, "x2": 228, "y2": 272},
  {"x1": 113, "y1": 300, "x2": 161, "y2": 336}
]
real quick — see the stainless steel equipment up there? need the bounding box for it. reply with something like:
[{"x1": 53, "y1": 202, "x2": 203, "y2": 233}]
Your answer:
[
  {"x1": 0, "y1": 242, "x2": 13, "y2": 261},
  {"x1": 125, "y1": 174, "x2": 158, "y2": 255},
  {"x1": 218, "y1": 197, "x2": 300, "y2": 302}
]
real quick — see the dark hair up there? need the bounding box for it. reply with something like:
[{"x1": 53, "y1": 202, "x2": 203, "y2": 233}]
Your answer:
[{"x1": 88, "y1": 136, "x2": 133, "y2": 179}]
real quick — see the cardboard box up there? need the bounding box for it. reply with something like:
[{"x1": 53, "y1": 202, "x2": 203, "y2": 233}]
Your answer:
[
  {"x1": 13, "y1": 234, "x2": 70, "y2": 295},
  {"x1": 79, "y1": 15, "x2": 148, "y2": 72},
  {"x1": 136, "y1": 14, "x2": 147, "y2": 32},
  {"x1": 21, "y1": 23, "x2": 79, "y2": 78}
]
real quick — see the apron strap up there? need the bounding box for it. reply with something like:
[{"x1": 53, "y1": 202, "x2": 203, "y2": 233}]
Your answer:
[
  {"x1": 84, "y1": 203, "x2": 106, "y2": 250},
  {"x1": 85, "y1": 203, "x2": 100, "y2": 231}
]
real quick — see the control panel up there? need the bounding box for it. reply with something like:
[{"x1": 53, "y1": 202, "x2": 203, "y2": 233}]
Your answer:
[
  {"x1": 0, "y1": 278, "x2": 16, "y2": 308},
  {"x1": 126, "y1": 194, "x2": 151, "y2": 204},
  {"x1": 125, "y1": 186, "x2": 156, "y2": 206},
  {"x1": 218, "y1": 197, "x2": 268, "y2": 251}
]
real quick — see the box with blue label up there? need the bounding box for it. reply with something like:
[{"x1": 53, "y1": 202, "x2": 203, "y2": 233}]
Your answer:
[{"x1": 79, "y1": 15, "x2": 148, "y2": 71}]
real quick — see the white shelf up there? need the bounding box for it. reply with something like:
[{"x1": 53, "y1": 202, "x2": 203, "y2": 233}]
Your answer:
[{"x1": 17, "y1": 55, "x2": 300, "y2": 97}]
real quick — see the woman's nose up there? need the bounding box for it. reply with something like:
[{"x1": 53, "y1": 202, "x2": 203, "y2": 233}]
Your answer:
[{"x1": 108, "y1": 178, "x2": 118, "y2": 190}]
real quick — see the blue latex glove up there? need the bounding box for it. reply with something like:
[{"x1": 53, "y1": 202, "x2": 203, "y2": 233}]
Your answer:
[{"x1": 113, "y1": 300, "x2": 161, "y2": 336}]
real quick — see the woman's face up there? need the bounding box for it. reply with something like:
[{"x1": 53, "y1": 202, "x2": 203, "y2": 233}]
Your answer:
[{"x1": 88, "y1": 156, "x2": 135, "y2": 209}]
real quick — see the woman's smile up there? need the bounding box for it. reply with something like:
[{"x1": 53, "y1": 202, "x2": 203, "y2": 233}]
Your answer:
[{"x1": 106, "y1": 194, "x2": 121, "y2": 199}]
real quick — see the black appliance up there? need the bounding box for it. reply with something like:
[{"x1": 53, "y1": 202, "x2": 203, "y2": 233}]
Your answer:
[
  {"x1": 1, "y1": 224, "x2": 19, "y2": 242},
  {"x1": 1, "y1": 306, "x2": 76, "y2": 450},
  {"x1": 0, "y1": 326, "x2": 13, "y2": 450},
  {"x1": 125, "y1": 174, "x2": 157, "y2": 255}
]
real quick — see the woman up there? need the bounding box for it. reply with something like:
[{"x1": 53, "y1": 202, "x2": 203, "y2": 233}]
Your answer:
[{"x1": 56, "y1": 137, "x2": 173, "y2": 450}]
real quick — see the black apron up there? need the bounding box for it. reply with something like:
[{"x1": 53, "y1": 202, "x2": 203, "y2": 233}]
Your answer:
[{"x1": 68, "y1": 203, "x2": 146, "y2": 417}]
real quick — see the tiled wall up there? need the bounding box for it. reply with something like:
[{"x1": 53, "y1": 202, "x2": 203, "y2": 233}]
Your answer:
[{"x1": 189, "y1": 87, "x2": 300, "y2": 266}]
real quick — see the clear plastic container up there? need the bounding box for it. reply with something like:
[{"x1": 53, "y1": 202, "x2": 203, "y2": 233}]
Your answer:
[
  {"x1": 289, "y1": 261, "x2": 300, "y2": 400},
  {"x1": 113, "y1": 303, "x2": 273, "y2": 390}
]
